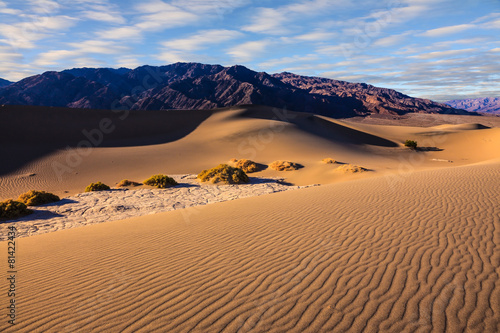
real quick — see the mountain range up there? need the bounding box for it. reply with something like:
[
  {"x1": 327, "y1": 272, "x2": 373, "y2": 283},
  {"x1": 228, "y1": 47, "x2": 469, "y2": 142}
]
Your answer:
[
  {"x1": 446, "y1": 97, "x2": 500, "y2": 114},
  {"x1": 0, "y1": 62, "x2": 468, "y2": 118},
  {"x1": 0, "y1": 78, "x2": 12, "y2": 87}
]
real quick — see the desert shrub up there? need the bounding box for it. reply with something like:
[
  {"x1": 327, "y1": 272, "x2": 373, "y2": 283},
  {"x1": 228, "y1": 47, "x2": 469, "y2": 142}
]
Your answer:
[
  {"x1": 232, "y1": 159, "x2": 261, "y2": 173},
  {"x1": 335, "y1": 164, "x2": 368, "y2": 173},
  {"x1": 85, "y1": 182, "x2": 111, "y2": 192},
  {"x1": 0, "y1": 200, "x2": 32, "y2": 219},
  {"x1": 269, "y1": 160, "x2": 301, "y2": 171},
  {"x1": 18, "y1": 190, "x2": 60, "y2": 206},
  {"x1": 143, "y1": 174, "x2": 178, "y2": 188},
  {"x1": 404, "y1": 140, "x2": 418, "y2": 149},
  {"x1": 117, "y1": 179, "x2": 142, "y2": 188},
  {"x1": 198, "y1": 164, "x2": 249, "y2": 184},
  {"x1": 322, "y1": 158, "x2": 336, "y2": 164}
]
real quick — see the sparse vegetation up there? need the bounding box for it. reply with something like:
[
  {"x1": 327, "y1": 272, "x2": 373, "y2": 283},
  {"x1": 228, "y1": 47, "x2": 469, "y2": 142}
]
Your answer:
[
  {"x1": 85, "y1": 182, "x2": 111, "y2": 192},
  {"x1": 143, "y1": 175, "x2": 178, "y2": 188},
  {"x1": 18, "y1": 190, "x2": 60, "y2": 206},
  {"x1": 269, "y1": 160, "x2": 302, "y2": 171},
  {"x1": 404, "y1": 140, "x2": 418, "y2": 149},
  {"x1": 117, "y1": 179, "x2": 142, "y2": 188},
  {"x1": 231, "y1": 159, "x2": 262, "y2": 173},
  {"x1": 335, "y1": 164, "x2": 368, "y2": 173},
  {"x1": 0, "y1": 199, "x2": 32, "y2": 219},
  {"x1": 198, "y1": 164, "x2": 249, "y2": 184},
  {"x1": 322, "y1": 158, "x2": 337, "y2": 164}
]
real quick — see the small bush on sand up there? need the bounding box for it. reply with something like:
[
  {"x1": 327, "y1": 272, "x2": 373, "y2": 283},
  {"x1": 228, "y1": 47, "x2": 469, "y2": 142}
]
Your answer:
[
  {"x1": 335, "y1": 164, "x2": 368, "y2": 173},
  {"x1": 0, "y1": 199, "x2": 32, "y2": 219},
  {"x1": 322, "y1": 158, "x2": 336, "y2": 164},
  {"x1": 117, "y1": 179, "x2": 142, "y2": 188},
  {"x1": 198, "y1": 164, "x2": 249, "y2": 184},
  {"x1": 18, "y1": 190, "x2": 60, "y2": 206},
  {"x1": 85, "y1": 182, "x2": 111, "y2": 192},
  {"x1": 404, "y1": 140, "x2": 418, "y2": 149},
  {"x1": 143, "y1": 175, "x2": 178, "y2": 188},
  {"x1": 231, "y1": 159, "x2": 261, "y2": 173},
  {"x1": 269, "y1": 160, "x2": 301, "y2": 171}
]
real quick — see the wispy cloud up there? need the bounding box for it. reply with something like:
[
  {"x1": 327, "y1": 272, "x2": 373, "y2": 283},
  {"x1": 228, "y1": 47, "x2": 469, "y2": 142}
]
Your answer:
[
  {"x1": 0, "y1": 15, "x2": 77, "y2": 49},
  {"x1": 227, "y1": 40, "x2": 271, "y2": 62},
  {"x1": 161, "y1": 29, "x2": 243, "y2": 52},
  {"x1": 409, "y1": 48, "x2": 477, "y2": 60},
  {"x1": 243, "y1": 0, "x2": 340, "y2": 35},
  {"x1": 134, "y1": 1, "x2": 199, "y2": 31},
  {"x1": 80, "y1": 10, "x2": 125, "y2": 24},
  {"x1": 97, "y1": 26, "x2": 142, "y2": 40},
  {"x1": 419, "y1": 24, "x2": 475, "y2": 37}
]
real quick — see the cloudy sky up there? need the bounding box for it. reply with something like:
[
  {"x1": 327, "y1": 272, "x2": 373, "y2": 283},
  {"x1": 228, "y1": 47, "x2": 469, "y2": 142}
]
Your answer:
[{"x1": 0, "y1": 0, "x2": 499, "y2": 101}]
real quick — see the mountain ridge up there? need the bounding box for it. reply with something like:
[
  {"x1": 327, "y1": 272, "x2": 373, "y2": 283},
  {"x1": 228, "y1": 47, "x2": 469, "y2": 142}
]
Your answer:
[
  {"x1": 0, "y1": 62, "x2": 468, "y2": 118},
  {"x1": 446, "y1": 97, "x2": 500, "y2": 114},
  {"x1": 0, "y1": 78, "x2": 12, "y2": 87}
]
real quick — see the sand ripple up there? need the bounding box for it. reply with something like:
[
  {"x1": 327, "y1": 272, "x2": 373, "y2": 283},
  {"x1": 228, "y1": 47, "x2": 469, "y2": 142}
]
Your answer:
[{"x1": 1, "y1": 162, "x2": 498, "y2": 332}]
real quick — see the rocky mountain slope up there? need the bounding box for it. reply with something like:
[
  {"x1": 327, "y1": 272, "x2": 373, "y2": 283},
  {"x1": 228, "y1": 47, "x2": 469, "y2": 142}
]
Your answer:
[
  {"x1": 0, "y1": 62, "x2": 466, "y2": 117},
  {"x1": 0, "y1": 78, "x2": 12, "y2": 87},
  {"x1": 446, "y1": 97, "x2": 500, "y2": 114}
]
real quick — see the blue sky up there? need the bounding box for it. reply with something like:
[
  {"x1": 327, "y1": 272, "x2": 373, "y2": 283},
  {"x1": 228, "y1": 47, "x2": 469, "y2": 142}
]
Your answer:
[{"x1": 0, "y1": 0, "x2": 499, "y2": 101}]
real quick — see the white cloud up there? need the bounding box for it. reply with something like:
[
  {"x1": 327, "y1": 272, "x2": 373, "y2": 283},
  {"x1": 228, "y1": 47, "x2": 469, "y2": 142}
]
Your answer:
[
  {"x1": 471, "y1": 12, "x2": 500, "y2": 24},
  {"x1": 68, "y1": 39, "x2": 129, "y2": 54},
  {"x1": 373, "y1": 33, "x2": 412, "y2": 47},
  {"x1": 291, "y1": 30, "x2": 338, "y2": 42},
  {"x1": 80, "y1": 10, "x2": 125, "y2": 24},
  {"x1": 0, "y1": 15, "x2": 77, "y2": 49},
  {"x1": 35, "y1": 49, "x2": 80, "y2": 66},
  {"x1": 227, "y1": 40, "x2": 271, "y2": 62},
  {"x1": 0, "y1": 0, "x2": 21, "y2": 14},
  {"x1": 419, "y1": 24, "x2": 475, "y2": 37},
  {"x1": 243, "y1": 0, "x2": 339, "y2": 35},
  {"x1": 258, "y1": 54, "x2": 319, "y2": 69},
  {"x1": 161, "y1": 29, "x2": 243, "y2": 51},
  {"x1": 97, "y1": 26, "x2": 142, "y2": 40},
  {"x1": 242, "y1": 8, "x2": 289, "y2": 35},
  {"x1": 135, "y1": 1, "x2": 198, "y2": 31},
  {"x1": 114, "y1": 56, "x2": 141, "y2": 69},
  {"x1": 171, "y1": 0, "x2": 250, "y2": 17},
  {"x1": 155, "y1": 51, "x2": 189, "y2": 63},
  {"x1": 481, "y1": 18, "x2": 500, "y2": 29},
  {"x1": 409, "y1": 48, "x2": 477, "y2": 60},
  {"x1": 28, "y1": 0, "x2": 61, "y2": 14}
]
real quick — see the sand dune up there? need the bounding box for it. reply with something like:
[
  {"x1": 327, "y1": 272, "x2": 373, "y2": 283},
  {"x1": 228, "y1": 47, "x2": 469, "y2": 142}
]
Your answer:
[
  {"x1": 1, "y1": 105, "x2": 499, "y2": 201},
  {"x1": 1, "y1": 159, "x2": 498, "y2": 332}
]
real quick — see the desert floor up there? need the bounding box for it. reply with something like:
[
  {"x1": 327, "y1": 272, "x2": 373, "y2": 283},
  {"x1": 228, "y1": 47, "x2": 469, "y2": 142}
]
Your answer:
[{"x1": 0, "y1": 105, "x2": 499, "y2": 332}]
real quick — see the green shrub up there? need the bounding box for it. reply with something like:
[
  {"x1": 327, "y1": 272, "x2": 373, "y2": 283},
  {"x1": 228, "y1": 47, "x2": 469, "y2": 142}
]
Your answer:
[
  {"x1": 0, "y1": 200, "x2": 32, "y2": 219},
  {"x1": 404, "y1": 140, "x2": 418, "y2": 149},
  {"x1": 117, "y1": 179, "x2": 141, "y2": 188},
  {"x1": 198, "y1": 164, "x2": 249, "y2": 184},
  {"x1": 143, "y1": 174, "x2": 178, "y2": 188},
  {"x1": 18, "y1": 190, "x2": 60, "y2": 206},
  {"x1": 85, "y1": 182, "x2": 111, "y2": 192}
]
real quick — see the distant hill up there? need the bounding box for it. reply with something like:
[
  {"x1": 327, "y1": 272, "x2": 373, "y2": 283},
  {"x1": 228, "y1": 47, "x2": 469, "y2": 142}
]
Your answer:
[
  {"x1": 0, "y1": 78, "x2": 12, "y2": 87},
  {"x1": 446, "y1": 97, "x2": 500, "y2": 114},
  {"x1": 0, "y1": 62, "x2": 468, "y2": 118}
]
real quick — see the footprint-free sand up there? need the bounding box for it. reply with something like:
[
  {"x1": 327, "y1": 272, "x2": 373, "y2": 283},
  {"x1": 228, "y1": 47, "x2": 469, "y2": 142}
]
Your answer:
[{"x1": 0, "y1": 105, "x2": 499, "y2": 332}]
